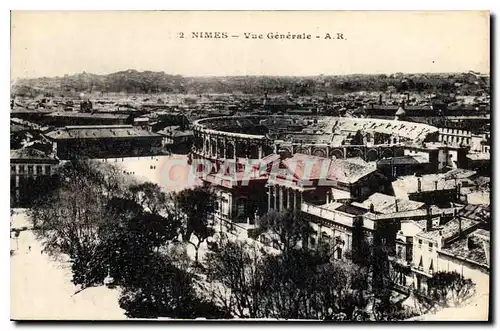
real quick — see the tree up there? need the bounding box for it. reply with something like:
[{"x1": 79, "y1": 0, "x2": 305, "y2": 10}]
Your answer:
[
  {"x1": 427, "y1": 272, "x2": 476, "y2": 308},
  {"x1": 29, "y1": 164, "x2": 110, "y2": 287},
  {"x1": 119, "y1": 253, "x2": 228, "y2": 319},
  {"x1": 258, "y1": 247, "x2": 361, "y2": 320},
  {"x1": 29, "y1": 161, "x2": 131, "y2": 288},
  {"x1": 204, "y1": 239, "x2": 264, "y2": 318},
  {"x1": 99, "y1": 197, "x2": 180, "y2": 285},
  {"x1": 175, "y1": 185, "x2": 216, "y2": 265},
  {"x1": 258, "y1": 209, "x2": 312, "y2": 255},
  {"x1": 127, "y1": 182, "x2": 169, "y2": 215}
]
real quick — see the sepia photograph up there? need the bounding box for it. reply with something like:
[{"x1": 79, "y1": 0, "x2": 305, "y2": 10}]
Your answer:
[{"x1": 9, "y1": 10, "x2": 491, "y2": 321}]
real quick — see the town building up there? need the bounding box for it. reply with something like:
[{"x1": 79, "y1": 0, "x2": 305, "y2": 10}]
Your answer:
[
  {"x1": 404, "y1": 142, "x2": 468, "y2": 173},
  {"x1": 40, "y1": 112, "x2": 131, "y2": 127},
  {"x1": 376, "y1": 155, "x2": 432, "y2": 179},
  {"x1": 10, "y1": 148, "x2": 59, "y2": 207},
  {"x1": 410, "y1": 204, "x2": 490, "y2": 294},
  {"x1": 157, "y1": 125, "x2": 194, "y2": 153},
  {"x1": 44, "y1": 125, "x2": 163, "y2": 159}
]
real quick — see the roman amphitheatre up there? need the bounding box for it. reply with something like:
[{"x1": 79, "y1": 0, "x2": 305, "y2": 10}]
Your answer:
[{"x1": 191, "y1": 115, "x2": 440, "y2": 164}]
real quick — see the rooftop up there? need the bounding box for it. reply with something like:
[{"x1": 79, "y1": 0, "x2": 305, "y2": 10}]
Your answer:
[
  {"x1": 440, "y1": 229, "x2": 490, "y2": 267},
  {"x1": 392, "y1": 174, "x2": 457, "y2": 198},
  {"x1": 417, "y1": 214, "x2": 481, "y2": 242},
  {"x1": 443, "y1": 168, "x2": 477, "y2": 180},
  {"x1": 11, "y1": 148, "x2": 55, "y2": 161},
  {"x1": 377, "y1": 155, "x2": 429, "y2": 166},
  {"x1": 44, "y1": 111, "x2": 130, "y2": 119},
  {"x1": 459, "y1": 204, "x2": 490, "y2": 223},
  {"x1": 467, "y1": 153, "x2": 490, "y2": 161},
  {"x1": 45, "y1": 125, "x2": 162, "y2": 140},
  {"x1": 281, "y1": 153, "x2": 376, "y2": 184},
  {"x1": 352, "y1": 193, "x2": 424, "y2": 214}
]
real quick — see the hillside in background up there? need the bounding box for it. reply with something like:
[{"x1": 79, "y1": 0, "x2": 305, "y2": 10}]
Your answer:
[{"x1": 11, "y1": 70, "x2": 490, "y2": 97}]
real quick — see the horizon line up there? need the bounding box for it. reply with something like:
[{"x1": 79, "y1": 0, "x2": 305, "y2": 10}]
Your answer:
[{"x1": 12, "y1": 69, "x2": 490, "y2": 81}]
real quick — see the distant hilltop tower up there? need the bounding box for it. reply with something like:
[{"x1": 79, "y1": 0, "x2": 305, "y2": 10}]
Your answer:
[
  {"x1": 262, "y1": 92, "x2": 268, "y2": 108},
  {"x1": 395, "y1": 100, "x2": 406, "y2": 121}
]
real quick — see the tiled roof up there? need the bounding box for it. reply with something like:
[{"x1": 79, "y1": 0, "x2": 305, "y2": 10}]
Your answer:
[
  {"x1": 467, "y1": 153, "x2": 490, "y2": 161},
  {"x1": 45, "y1": 125, "x2": 162, "y2": 140},
  {"x1": 418, "y1": 217, "x2": 481, "y2": 241},
  {"x1": 377, "y1": 155, "x2": 429, "y2": 166},
  {"x1": 282, "y1": 153, "x2": 376, "y2": 183},
  {"x1": 471, "y1": 228, "x2": 490, "y2": 242},
  {"x1": 440, "y1": 233, "x2": 489, "y2": 267},
  {"x1": 10, "y1": 148, "x2": 55, "y2": 161},
  {"x1": 392, "y1": 174, "x2": 457, "y2": 197},
  {"x1": 459, "y1": 204, "x2": 490, "y2": 222},
  {"x1": 352, "y1": 193, "x2": 424, "y2": 214},
  {"x1": 443, "y1": 168, "x2": 477, "y2": 180},
  {"x1": 10, "y1": 123, "x2": 29, "y2": 132},
  {"x1": 44, "y1": 111, "x2": 129, "y2": 119}
]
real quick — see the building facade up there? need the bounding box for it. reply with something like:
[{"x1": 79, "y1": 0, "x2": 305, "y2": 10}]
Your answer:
[
  {"x1": 45, "y1": 125, "x2": 163, "y2": 159},
  {"x1": 10, "y1": 148, "x2": 59, "y2": 207}
]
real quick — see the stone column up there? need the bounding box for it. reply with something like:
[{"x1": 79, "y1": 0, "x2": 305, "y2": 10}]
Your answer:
[
  {"x1": 233, "y1": 140, "x2": 237, "y2": 160},
  {"x1": 215, "y1": 139, "x2": 218, "y2": 158},
  {"x1": 258, "y1": 145, "x2": 263, "y2": 159},
  {"x1": 287, "y1": 189, "x2": 291, "y2": 209},
  {"x1": 223, "y1": 139, "x2": 227, "y2": 159},
  {"x1": 279, "y1": 186, "x2": 284, "y2": 211},
  {"x1": 274, "y1": 185, "x2": 278, "y2": 210},
  {"x1": 267, "y1": 185, "x2": 272, "y2": 211},
  {"x1": 293, "y1": 190, "x2": 298, "y2": 210},
  {"x1": 228, "y1": 194, "x2": 233, "y2": 220}
]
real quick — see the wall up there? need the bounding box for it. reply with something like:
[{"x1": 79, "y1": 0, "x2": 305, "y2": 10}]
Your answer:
[
  {"x1": 437, "y1": 253, "x2": 490, "y2": 295},
  {"x1": 10, "y1": 162, "x2": 56, "y2": 207}
]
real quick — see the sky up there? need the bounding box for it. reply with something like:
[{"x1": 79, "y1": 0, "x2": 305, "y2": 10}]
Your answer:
[{"x1": 10, "y1": 11, "x2": 490, "y2": 79}]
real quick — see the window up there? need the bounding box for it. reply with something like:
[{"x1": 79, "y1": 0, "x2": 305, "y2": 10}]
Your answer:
[
  {"x1": 428, "y1": 242, "x2": 433, "y2": 251},
  {"x1": 397, "y1": 246, "x2": 403, "y2": 259},
  {"x1": 11, "y1": 165, "x2": 16, "y2": 174},
  {"x1": 336, "y1": 248, "x2": 342, "y2": 260},
  {"x1": 19, "y1": 165, "x2": 25, "y2": 174},
  {"x1": 28, "y1": 166, "x2": 34, "y2": 175},
  {"x1": 45, "y1": 166, "x2": 51, "y2": 175},
  {"x1": 418, "y1": 239, "x2": 422, "y2": 248},
  {"x1": 36, "y1": 165, "x2": 43, "y2": 175}
]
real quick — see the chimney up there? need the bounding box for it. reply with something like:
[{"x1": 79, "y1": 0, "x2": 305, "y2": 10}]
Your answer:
[
  {"x1": 379, "y1": 94, "x2": 383, "y2": 105},
  {"x1": 369, "y1": 203, "x2": 374, "y2": 213},
  {"x1": 465, "y1": 237, "x2": 474, "y2": 251},
  {"x1": 458, "y1": 213, "x2": 462, "y2": 238},
  {"x1": 434, "y1": 180, "x2": 438, "y2": 190},
  {"x1": 394, "y1": 199, "x2": 399, "y2": 212},
  {"x1": 426, "y1": 205, "x2": 432, "y2": 231},
  {"x1": 417, "y1": 177, "x2": 422, "y2": 192}
]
